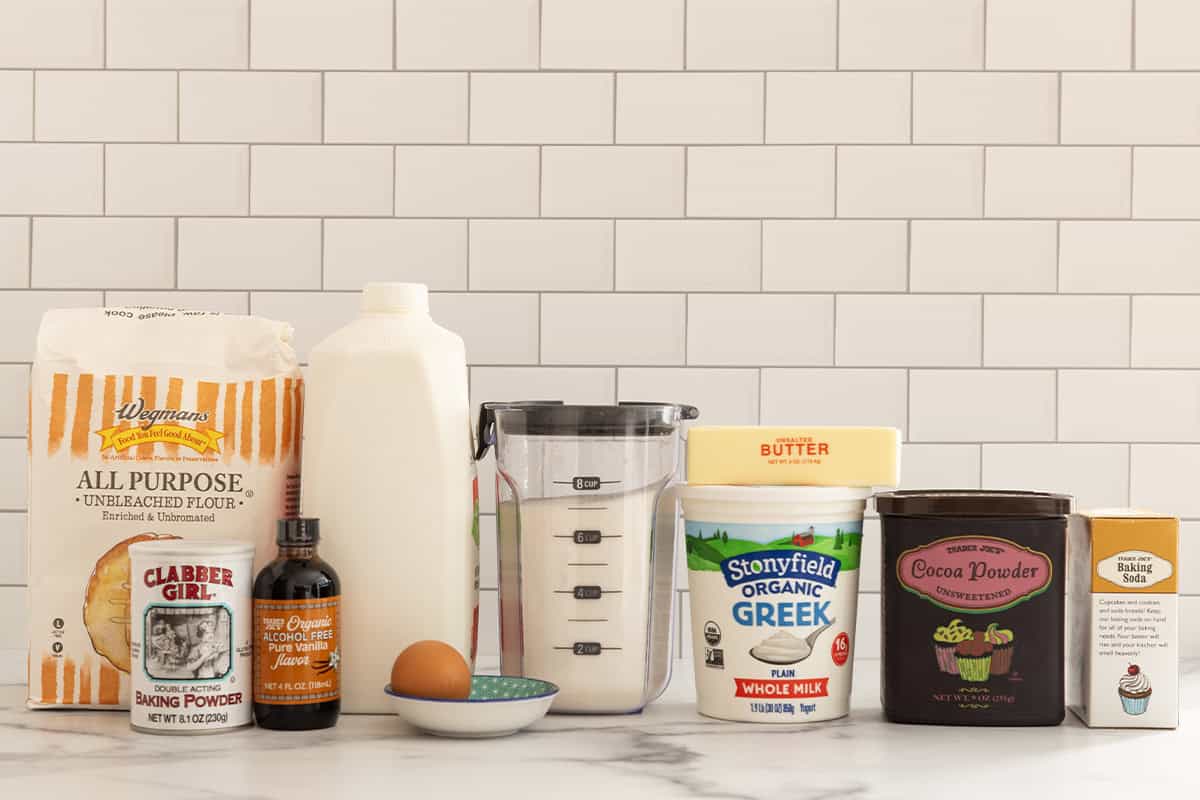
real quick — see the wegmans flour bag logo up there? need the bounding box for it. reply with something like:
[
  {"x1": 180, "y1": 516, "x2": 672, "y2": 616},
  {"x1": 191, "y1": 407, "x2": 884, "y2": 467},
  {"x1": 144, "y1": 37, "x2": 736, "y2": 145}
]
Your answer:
[{"x1": 27, "y1": 308, "x2": 302, "y2": 709}]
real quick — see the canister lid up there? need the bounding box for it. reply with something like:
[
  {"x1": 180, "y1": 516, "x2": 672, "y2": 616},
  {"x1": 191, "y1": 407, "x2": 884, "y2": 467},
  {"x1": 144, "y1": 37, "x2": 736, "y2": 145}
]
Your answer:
[
  {"x1": 875, "y1": 490, "x2": 1071, "y2": 518},
  {"x1": 128, "y1": 539, "x2": 255, "y2": 557}
]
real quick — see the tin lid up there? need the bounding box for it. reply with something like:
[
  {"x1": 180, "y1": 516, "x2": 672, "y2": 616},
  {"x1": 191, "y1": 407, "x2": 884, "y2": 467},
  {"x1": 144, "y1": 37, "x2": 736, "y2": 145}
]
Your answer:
[
  {"x1": 128, "y1": 539, "x2": 255, "y2": 558},
  {"x1": 875, "y1": 490, "x2": 1071, "y2": 518}
]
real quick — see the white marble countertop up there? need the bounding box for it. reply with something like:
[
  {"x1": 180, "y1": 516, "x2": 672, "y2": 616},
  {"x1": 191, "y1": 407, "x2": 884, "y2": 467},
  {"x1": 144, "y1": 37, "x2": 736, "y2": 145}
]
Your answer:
[{"x1": 2, "y1": 659, "x2": 1195, "y2": 799}]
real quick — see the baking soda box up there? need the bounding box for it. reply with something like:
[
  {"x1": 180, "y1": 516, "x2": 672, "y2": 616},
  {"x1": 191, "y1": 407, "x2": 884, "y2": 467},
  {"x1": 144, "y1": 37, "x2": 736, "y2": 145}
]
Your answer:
[{"x1": 1068, "y1": 510, "x2": 1179, "y2": 728}]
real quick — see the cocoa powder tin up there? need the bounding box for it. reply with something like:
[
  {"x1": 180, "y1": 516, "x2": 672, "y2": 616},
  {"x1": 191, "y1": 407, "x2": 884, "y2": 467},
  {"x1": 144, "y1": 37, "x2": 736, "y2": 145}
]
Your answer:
[
  {"x1": 876, "y1": 490, "x2": 1071, "y2": 727},
  {"x1": 128, "y1": 539, "x2": 255, "y2": 734}
]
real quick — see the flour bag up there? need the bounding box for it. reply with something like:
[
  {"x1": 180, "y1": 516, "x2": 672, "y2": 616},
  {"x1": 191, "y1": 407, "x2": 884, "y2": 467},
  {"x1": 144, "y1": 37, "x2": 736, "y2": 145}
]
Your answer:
[{"x1": 27, "y1": 308, "x2": 302, "y2": 709}]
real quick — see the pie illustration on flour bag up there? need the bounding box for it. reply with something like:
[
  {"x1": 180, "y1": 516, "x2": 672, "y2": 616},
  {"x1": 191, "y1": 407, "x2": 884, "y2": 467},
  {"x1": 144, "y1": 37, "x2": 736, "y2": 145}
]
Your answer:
[{"x1": 27, "y1": 308, "x2": 302, "y2": 709}]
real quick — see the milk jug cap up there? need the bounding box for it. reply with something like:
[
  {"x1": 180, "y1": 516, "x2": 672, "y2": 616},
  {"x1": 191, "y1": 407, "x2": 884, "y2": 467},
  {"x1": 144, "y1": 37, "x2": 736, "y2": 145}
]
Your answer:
[{"x1": 363, "y1": 283, "x2": 429, "y2": 314}]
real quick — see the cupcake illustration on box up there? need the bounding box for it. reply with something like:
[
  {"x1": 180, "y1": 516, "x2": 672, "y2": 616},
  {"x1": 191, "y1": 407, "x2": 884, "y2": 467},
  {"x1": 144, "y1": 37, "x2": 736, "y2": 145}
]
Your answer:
[
  {"x1": 983, "y1": 623, "x2": 1015, "y2": 675},
  {"x1": 933, "y1": 619, "x2": 973, "y2": 674},
  {"x1": 1118, "y1": 665, "x2": 1152, "y2": 715}
]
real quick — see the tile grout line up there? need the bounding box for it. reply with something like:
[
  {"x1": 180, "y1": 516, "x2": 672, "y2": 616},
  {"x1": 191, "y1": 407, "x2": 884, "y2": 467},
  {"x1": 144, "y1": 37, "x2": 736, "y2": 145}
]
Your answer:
[
  {"x1": 175, "y1": 71, "x2": 181, "y2": 141},
  {"x1": 682, "y1": 0, "x2": 688, "y2": 70},
  {"x1": 981, "y1": 0, "x2": 988, "y2": 69},
  {"x1": 834, "y1": 0, "x2": 840, "y2": 69},
  {"x1": 1131, "y1": 0, "x2": 1137, "y2": 70},
  {"x1": 392, "y1": 0, "x2": 398, "y2": 71},
  {"x1": 246, "y1": 0, "x2": 252, "y2": 68},
  {"x1": 173, "y1": 217, "x2": 179, "y2": 288}
]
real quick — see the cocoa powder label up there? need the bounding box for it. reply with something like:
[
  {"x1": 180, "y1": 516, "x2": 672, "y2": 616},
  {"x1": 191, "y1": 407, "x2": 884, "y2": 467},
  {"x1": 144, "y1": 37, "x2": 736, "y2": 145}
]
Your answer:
[{"x1": 253, "y1": 597, "x2": 340, "y2": 705}]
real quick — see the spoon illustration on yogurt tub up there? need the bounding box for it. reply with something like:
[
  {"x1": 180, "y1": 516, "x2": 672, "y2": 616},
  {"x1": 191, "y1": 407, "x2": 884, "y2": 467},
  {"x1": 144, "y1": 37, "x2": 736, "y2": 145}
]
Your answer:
[{"x1": 749, "y1": 620, "x2": 837, "y2": 665}]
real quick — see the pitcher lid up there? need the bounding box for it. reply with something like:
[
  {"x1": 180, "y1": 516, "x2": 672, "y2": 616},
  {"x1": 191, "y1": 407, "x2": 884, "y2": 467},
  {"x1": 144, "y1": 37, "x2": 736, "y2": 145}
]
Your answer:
[{"x1": 475, "y1": 401, "x2": 698, "y2": 459}]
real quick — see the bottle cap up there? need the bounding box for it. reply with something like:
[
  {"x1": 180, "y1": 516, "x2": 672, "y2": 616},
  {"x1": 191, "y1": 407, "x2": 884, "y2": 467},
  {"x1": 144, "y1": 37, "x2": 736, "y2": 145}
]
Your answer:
[
  {"x1": 362, "y1": 283, "x2": 429, "y2": 314},
  {"x1": 277, "y1": 517, "x2": 320, "y2": 546}
]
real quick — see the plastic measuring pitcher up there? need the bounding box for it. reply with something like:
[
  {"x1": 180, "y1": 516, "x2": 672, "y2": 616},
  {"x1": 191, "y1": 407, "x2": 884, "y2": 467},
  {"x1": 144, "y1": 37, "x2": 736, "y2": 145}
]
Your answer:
[{"x1": 475, "y1": 401, "x2": 698, "y2": 713}]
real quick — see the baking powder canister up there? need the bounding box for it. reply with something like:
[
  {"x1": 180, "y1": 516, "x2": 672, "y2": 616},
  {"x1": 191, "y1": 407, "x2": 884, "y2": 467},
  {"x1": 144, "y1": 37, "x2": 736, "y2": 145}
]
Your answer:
[{"x1": 128, "y1": 539, "x2": 255, "y2": 734}]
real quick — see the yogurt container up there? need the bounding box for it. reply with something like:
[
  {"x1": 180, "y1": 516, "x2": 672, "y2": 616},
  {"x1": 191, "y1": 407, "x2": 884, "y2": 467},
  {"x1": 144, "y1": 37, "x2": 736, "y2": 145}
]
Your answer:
[{"x1": 681, "y1": 486, "x2": 871, "y2": 723}]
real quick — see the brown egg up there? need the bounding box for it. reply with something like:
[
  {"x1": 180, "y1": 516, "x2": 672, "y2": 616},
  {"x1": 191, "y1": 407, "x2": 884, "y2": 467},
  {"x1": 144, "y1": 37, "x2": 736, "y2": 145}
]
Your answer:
[{"x1": 390, "y1": 640, "x2": 472, "y2": 700}]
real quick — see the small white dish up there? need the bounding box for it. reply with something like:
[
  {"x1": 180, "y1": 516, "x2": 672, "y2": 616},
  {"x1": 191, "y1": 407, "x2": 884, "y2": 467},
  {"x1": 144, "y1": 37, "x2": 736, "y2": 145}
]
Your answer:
[{"x1": 385, "y1": 675, "x2": 559, "y2": 738}]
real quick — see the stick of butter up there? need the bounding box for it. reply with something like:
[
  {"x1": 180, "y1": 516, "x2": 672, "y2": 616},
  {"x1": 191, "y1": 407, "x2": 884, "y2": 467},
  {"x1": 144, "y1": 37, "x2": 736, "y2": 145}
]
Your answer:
[{"x1": 687, "y1": 426, "x2": 901, "y2": 487}]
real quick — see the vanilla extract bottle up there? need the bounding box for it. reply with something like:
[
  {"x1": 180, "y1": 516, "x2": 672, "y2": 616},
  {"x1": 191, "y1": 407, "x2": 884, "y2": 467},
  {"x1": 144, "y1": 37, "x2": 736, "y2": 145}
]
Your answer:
[{"x1": 253, "y1": 518, "x2": 341, "y2": 730}]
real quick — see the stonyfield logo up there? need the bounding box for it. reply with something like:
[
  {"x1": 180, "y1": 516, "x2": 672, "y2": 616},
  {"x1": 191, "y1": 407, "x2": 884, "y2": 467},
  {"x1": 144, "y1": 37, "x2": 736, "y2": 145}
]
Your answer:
[
  {"x1": 896, "y1": 536, "x2": 1053, "y2": 614},
  {"x1": 721, "y1": 549, "x2": 841, "y2": 590}
]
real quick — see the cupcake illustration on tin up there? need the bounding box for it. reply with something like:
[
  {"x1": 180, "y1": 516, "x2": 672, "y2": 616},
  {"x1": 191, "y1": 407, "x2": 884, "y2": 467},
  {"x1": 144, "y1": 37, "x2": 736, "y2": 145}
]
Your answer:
[
  {"x1": 983, "y1": 623, "x2": 1015, "y2": 675},
  {"x1": 933, "y1": 619, "x2": 973, "y2": 674},
  {"x1": 955, "y1": 632, "x2": 993, "y2": 682},
  {"x1": 1118, "y1": 665, "x2": 1152, "y2": 715}
]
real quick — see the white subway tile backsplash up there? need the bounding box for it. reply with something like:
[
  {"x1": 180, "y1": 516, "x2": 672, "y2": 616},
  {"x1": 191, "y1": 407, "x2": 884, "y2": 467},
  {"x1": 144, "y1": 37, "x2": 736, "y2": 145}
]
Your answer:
[
  {"x1": 985, "y1": 148, "x2": 1131, "y2": 219},
  {"x1": 688, "y1": 294, "x2": 834, "y2": 367},
  {"x1": 251, "y1": 0, "x2": 393, "y2": 70},
  {"x1": 0, "y1": 72, "x2": 33, "y2": 141},
  {"x1": 1131, "y1": 445, "x2": 1200, "y2": 518},
  {"x1": 0, "y1": 441, "x2": 25, "y2": 510},
  {"x1": 3, "y1": 0, "x2": 1200, "y2": 678},
  {"x1": 617, "y1": 74, "x2": 763, "y2": 145},
  {"x1": 32, "y1": 218, "x2": 174, "y2": 289},
  {"x1": 986, "y1": 0, "x2": 1132, "y2": 70},
  {"x1": 839, "y1": 0, "x2": 984, "y2": 70},
  {"x1": 836, "y1": 295, "x2": 982, "y2": 367},
  {"x1": 36, "y1": 71, "x2": 177, "y2": 142},
  {"x1": 106, "y1": 291, "x2": 249, "y2": 314},
  {"x1": 899, "y1": 444, "x2": 982, "y2": 490},
  {"x1": 324, "y1": 220, "x2": 468, "y2": 291},
  {"x1": 251, "y1": 146, "x2": 392, "y2": 217},
  {"x1": 0, "y1": 220, "x2": 30, "y2": 288},
  {"x1": 1059, "y1": 370, "x2": 1200, "y2": 443},
  {"x1": 1132, "y1": 297, "x2": 1200, "y2": 367},
  {"x1": 616, "y1": 221, "x2": 759, "y2": 292},
  {"x1": 1132, "y1": 148, "x2": 1200, "y2": 219},
  {"x1": 0, "y1": 514, "x2": 26, "y2": 584},
  {"x1": 1060, "y1": 222, "x2": 1200, "y2": 293},
  {"x1": 983, "y1": 295, "x2": 1130, "y2": 367},
  {"x1": 395, "y1": 0, "x2": 539, "y2": 70},
  {"x1": 471, "y1": 74, "x2": 613, "y2": 145},
  {"x1": 469, "y1": 220, "x2": 613, "y2": 291},
  {"x1": 542, "y1": 294, "x2": 686, "y2": 365},
  {"x1": 430, "y1": 293, "x2": 541, "y2": 365},
  {"x1": 1136, "y1": 0, "x2": 1200, "y2": 70},
  {"x1": 687, "y1": 147, "x2": 834, "y2": 218},
  {"x1": 761, "y1": 369, "x2": 907, "y2": 430},
  {"x1": 0, "y1": 0, "x2": 103, "y2": 68},
  {"x1": 766, "y1": 73, "x2": 910, "y2": 145},
  {"x1": 0, "y1": 145, "x2": 102, "y2": 215},
  {"x1": 913, "y1": 73, "x2": 1058, "y2": 145},
  {"x1": 909, "y1": 370, "x2": 1056, "y2": 442},
  {"x1": 837, "y1": 147, "x2": 983, "y2": 219},
  {"x1": 982, "y1": 444, "x2": 1130, "y2": 509},
  {"x1": 470, "y1": 366, "x2": 616, "y2": 407},
  {"x1": 395, "y1": 147, "x2": 539, "y2": 218},
  {"x1": 618, "y1": 368, "x2": 759, "y2": 426},
  {"x1": 542, "y1": 0, "x2": 682, "y2": 70},
  {"x1": 1182, "y1": 521, "x2": 1200, "y2": 594},
  {"x1": 0, "y1": 589, "x2": 28, "y2": 649},
  {"x1": 909, "y1": 221, "x2": 1058, "y2": 293},
  {"x1": 107, "y1": 145, "x2": 247, "y2": 216},
  {"x1": 543, "y1": 147, "x2": 684, "y2": 218},
  {"x1": 249, "y1": 291, "x2": 359, "y2": 361},
  {"x1": 178, "y1": 219, "x2": 322, "y2": 290},
  {"x1": 687, "y1": 0, "x2": 836, "y2": 70},
  {"x1": 180, "y1": 73, "x2": 322, "y2": 144},
  {"x1": 763, "y1": 221, "x2": 907, "y2": 292},
  {"x1": 107, "y1": 0, "x2": 248, "y2": 69},
  {"x1": 324, "y1": 73, "x2": 468, "y2": 145},
  {"x1": 0, "y1": 291, "x2": 102, "y2": 362},
  {"x1": 1063, "y1": 74, "x2": 1200, "y2": 144},
  {"x1": 0, "y1": 366, "x2": 28, "y2": 437}
]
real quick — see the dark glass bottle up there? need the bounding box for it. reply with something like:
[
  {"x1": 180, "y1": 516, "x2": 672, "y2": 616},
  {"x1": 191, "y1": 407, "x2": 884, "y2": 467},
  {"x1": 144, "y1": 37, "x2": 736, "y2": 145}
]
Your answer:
[{"x1": 253, "y1": 518, "x2": 340, "y2": 730}]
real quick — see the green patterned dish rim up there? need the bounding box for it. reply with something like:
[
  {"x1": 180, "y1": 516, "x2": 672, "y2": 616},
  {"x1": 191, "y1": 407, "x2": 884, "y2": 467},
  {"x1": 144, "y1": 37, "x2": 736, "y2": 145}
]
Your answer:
[{"x1": 385, "y1": 675, "x2": 560, "y2": 704}]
